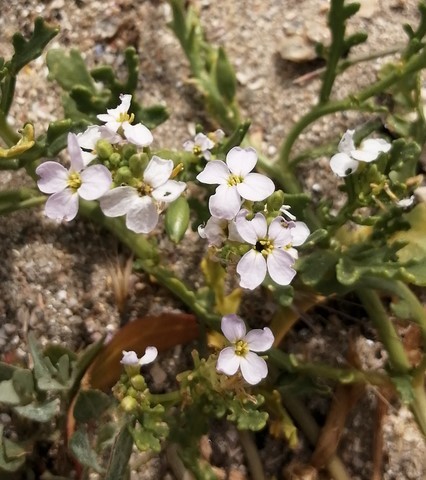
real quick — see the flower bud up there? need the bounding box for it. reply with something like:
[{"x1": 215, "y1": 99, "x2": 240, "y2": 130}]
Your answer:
[
  {"x1": 130, "y1": 374, "x2": 147, "y2": 391},
  {"x1": 122, "y1": 144, "x2": 137, "y2": 160},
  {"x1": 120, "y1": 395, "x2": 138, "y2": 412},
  {"x1": 129, "y1": 153, "x2": 149, "y2": 177},
  {"x1": 114, "y1": 166, "x2": 133, "y2": 185},
  {"x1": 109, "y1": 152, "x2": 122, "y2": 168},
  {"x1": 96, "y1": 139, "x2": 114, "y2": 159},
  {"x1": 267, "y1": 190, "x2": 285, "y2": 211}
]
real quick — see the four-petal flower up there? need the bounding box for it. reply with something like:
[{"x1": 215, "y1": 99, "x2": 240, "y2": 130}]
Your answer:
[
  {"x1": 100, "y1": 155, "x2": 186, "y2": 233},
  {"x1": 196, "y1": 146, "x2": 275, "y2": 220},
  {"x1": 217, "y1": 314, "x2": 274, "y2": 385},
  {"x1": 36, "y1": 133, "x2": 112, "y2": 221}
]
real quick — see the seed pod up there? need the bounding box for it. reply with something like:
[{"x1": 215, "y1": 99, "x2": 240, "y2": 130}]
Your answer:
[{"x1": 165, "y1": 196, "x2": 190, "y2": 243}]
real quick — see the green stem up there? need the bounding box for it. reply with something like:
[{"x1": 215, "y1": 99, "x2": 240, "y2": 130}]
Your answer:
[
  {"x1": 239, "y1": 430, "x2": 266, "y2": 480},
  {"x1": 0, "y1": 195, "x2": 46, "y2": 215},
  {"x1": 281, "y1": 394, "x2": 352, "y2": 480},
  {"x1": 78, "y1": 200, "x2": 220, "y2": 330},
  {"x1": 356, "y1": 289, "x2": 410, "y2": 373},
  {"x1": 0, "y1": 112, "x2": 19, "y2": 147},
  {"x1": 268, "y1": 348, "x2": 391, "y2": 387},
  {"x1": 149, "y1": 390, "x2": 181, "y2": 406},
  {"x1": 278, "y1": 45, "x2": 426, "y2": 167}
]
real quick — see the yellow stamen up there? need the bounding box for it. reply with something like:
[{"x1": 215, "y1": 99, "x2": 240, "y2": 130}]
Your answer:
[
  {"x1": 227, "y1": 174, "x2": 242, "y2": 187},
  {"x1": 67, "y1": 172, "x2": 82, "y2": 191},
  {"x1": 234, "y1": 339, "x2": 249, "y2": 356},
  {"x1": 118, "y1": 112, "x2": 135, "y2": 124},
  {"x1": 255, "y1": 239, "x2": 273, "y2": 256},
  {"x1": 193, "y1": 145, "x2": 202, "y2": 156},
  {"x1": 171, "y1": 163, "x2": 184, "y2": 178},
  {"x1": 137, "y1": 181, "x2": 153, "y2": 196}
]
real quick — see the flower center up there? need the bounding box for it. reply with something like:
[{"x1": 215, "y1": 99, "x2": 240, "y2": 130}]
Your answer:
[
  {"x1": 118, "y1": 112, "x2": 135, "y2": 124},
  {"x1": 227, "y1": 174, "x2": 242, "y2": 186},
  {"x1": 234, "y1": 339, "x2": 249, "y2": 356},
  {"x1": 255, "y1": 239, "x2": 273, "y2": 256},
  {"x1": 67, "y1": 172, "x2": 82, "y2": 191},
  {"x1": 192, "y1": 145, "x2": 202, "y2": 156},
  {"x1": 137, "y1": 181, "x2": 153, "y2": 196}
]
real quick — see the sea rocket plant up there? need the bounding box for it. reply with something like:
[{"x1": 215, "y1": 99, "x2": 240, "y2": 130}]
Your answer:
[
  {"x1": 330, "y1": 129, "x2": 391, "y2": 177},
  {"x1": 100, "y1": 155, "x2": 186, "y2": 234},
  {"x1": 217, "y1": 314, "x2": 274, "y2": 385},
  {"x1": 120, "y1": 347, "x2": 158, "y2": 366},
  {"x1": 183, "y1": 129, "x2": 224, "y2": 160},
  {"x1": 196, "y1": 146, "x2": 275, "y2": 219},
  {"x1": 36, "y1": 133, "x2": 112, "y2": 221}
]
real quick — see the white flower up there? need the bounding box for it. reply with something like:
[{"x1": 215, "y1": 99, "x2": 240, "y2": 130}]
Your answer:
[
  {"x1": 120, "y1": 347, "x2": 158, "y2": 366},
  {"x1": 216, "y1": 314, "x2": 274, "y2": 385},
  {"x1": 100, "y1": 155, "x2": 186, "y2": 234},
  {"x1": 36, "y1": 133, "x2": 112, "y2": 222},
  {"x1": 196, "y1": 146, "x2": 275, "y2": 220},
  {"x1": 396, "y1": 195, "x2": 414, "y2": 208},
  {"x1": 183, "y1": 129, "x2": 224, "y2": 160},
  {"x1": 97, "y1": 94, "x2": 153, "y2": 147},
  {"x1": 235, "y1": 212, "x2": 298, "y2": 290},
  {"x1": 330, "y1": 129, "x2": 391, "y2": 177},
  {"x1": 76, "y1": 125, "x2": 121, "y2": 165},
  {"x1": 198, "y1": 215, "x2": 243, "y2": 247}
]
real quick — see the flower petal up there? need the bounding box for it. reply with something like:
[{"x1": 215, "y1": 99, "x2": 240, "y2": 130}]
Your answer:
[
  {"x1": 67, "y1": 133, "x2": 85, "y2": 172},
  {"x1": 99, "y1": 186, "x2": 138, "y2": 217},
  {"x1": 290, "y1": 221, "x2": 310, "y2": 246},
  {"x1": 79, "y1": 165, "x2": 112, "y2": 200},
  {"x1": 196, "y1": 160, "x2": 230, "y2": 185},
  {"x1": 198, "y1": 216, "x2": 227, "y2": 246},
  {"x1": 120, "y1": 350, "x2": 140, "y2": 365},
  {"x1": 267, "y1": 249, "x2": 296, "y2": 285},
  {"x1": 209, "y1": 184, "x2": 241, "y2": 220},
  {"x1": 245, "y1": 327, "x2": 274, "y2": 352},
  {"x1": 217, "y1": 347, "x2": 241, "y2": 376},
  {"x1": 152, "y1": 180, "x2": 186, "y2": 203},
  {"x1": 123, "y1": 123, "x2": 153, "y2": 147},
  {"x1": 330, "y1": 152, "x2": 359, "y2": 177},
  {"x1": 226, "y1": 146, "x2": 257, "y2": 176},
  {"x1": 77, "y1": 125, "x2": 101, "y2": 151},
  {"x1": 45, "y1": 189, "x2": 79, "y2": 221},
  {"x1": 126, "y1": 196, "x2": 159, "y2": 234},
  {"x1": 140, "y1": 346, "x2": 158, "y2": 365},
  {"x1": 235, "y1": 211, "x2": 267, "y2": 245},
  {"x1": 239, "y1": 352, "x2": 268, "y2": 385},
  {"x1": 144, "y1": 156, "x2": 173, "y2": 189},
  {"x1": 267, "y1": 216, "x2": 293, "y2": 248},
  {"x1": 350, "y1": 148, "x2": 379, "y2": 163},
  {"x1": 221, "y1": 314, "x2": 246, "y2": 342},
  {"x1": 36, "y1": 162, "x2": 69, "y2": 194},
  {"x1": 338, "y1": 129, "x2": 355, "y2": 154},
  {"x1": 237, "y1": 172, "x2": 275, "y2": 201},
  {"x1": 236, "y1": 250, "x2": 267, "y2": 290}
]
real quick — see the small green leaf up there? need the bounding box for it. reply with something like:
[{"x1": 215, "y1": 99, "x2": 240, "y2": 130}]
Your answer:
[
  {"x1": 165, "y1": 197, "x2": 190, "y2": 243},
  {"x1": 14, "y1": 398, "x2": 59, "y2": 423},
  {"x1": 214, "y1": 47, "x2": 237, "y2": 102},
  {"x1": 0, "y1": 362, "x2": 17, "y2": 381},
  {"x1": 0, "y1": 380, "x2": 21, "y2": 405},
  {"x1": 12, "y1": 369, "x2": 34, "y2": 401},
  {"x1": 69, "y1": 429, "x2": 104, "y2": 473},
  {"x1": 220, "y1": 121, "x2": 250, "y2": 154},
  {"x1": 0, "y1": 427, "x2": 25, "y2": 473},
  {"x1": 104, "y1": 422, "x2": 134, "y2": 480},
  {"x1": 135, "y1": 104, "x2": 169, "y2": 129},
  {"x1": 73, "y1": 389, "x2": 112, "y2": 423}
]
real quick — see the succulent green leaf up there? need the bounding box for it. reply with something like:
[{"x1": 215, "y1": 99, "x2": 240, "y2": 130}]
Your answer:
[
  {"x1": 46, "y1": 48, "x2": 96, "y2": 92},
  {"x1": 0, "y1": 380, "x2": 21, "y2": 405},
  {"x1": 14, "y1": 398, "x2": 60, "y2": 423},
  {"x1": 215, "y1": 47, "x2": 237, "y2": 102},
  {"x1": 220, "y1": 121, "x2": 250, "y2": 154},
  {"x1": 12, "y1": 369, "x2": 34, "y2": 401},
  {"x1": 0, "y1": 362, "x2": 17, "y2": 381},
  {"x1": 165, "y1": 197, "x2": 190, "y2": 243},
  {"x1": 73, "y1": 389, "x2": 112, "y2": 423},
  {"x1": 134, "y1": 104, "x2": 169, "y2": 129},
  {"x1": 0, "y1": 427, "x2": 25, "y2": 472},
  {"x1": 297, "y1": 249, "x2": 342, "y2": 294},
  {"x1": 69, "y1": 429, "x2": 104, "y2": 473}
]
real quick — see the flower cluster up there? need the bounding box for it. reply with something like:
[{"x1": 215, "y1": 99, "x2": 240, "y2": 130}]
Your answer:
[
  {"x1": 36, "y1": 95, "x2": 186, "y2": 233},
  {"x1": 197, "y1": 147, "x2": 309, "y2": 290}
]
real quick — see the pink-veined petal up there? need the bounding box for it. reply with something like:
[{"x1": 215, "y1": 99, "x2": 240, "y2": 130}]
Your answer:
[
  {"x1": 235, "y1": 211, "x2": 267, "y2": 245},
  {"x1": 36, "y1": 162, "x2": 69, "y2": 194},
  {"x1": 221, "y1": 314, "x2": 246, "y2": 342},
  {"x1": 152, "y1": 180, "x2": 186, "y2": 203},
  {"x1": 236, "y1": 249, "x2": 267, "y2": 290},
  {"x1": 226, "y1": 146, "x2": 257, "y2": 176},
  {"x1": 290, "y1": 221, "x2": 310, "y2": 246},
  {"x1": 126, "y1": 196, "x2": 159, "y2": 234},
  {"x1": 209, "y1": 184, "x2": 241, "y2": 220},
  {"x1": 99, "y1": 186, "x2": 138, "y2": 217},
  {"x1": 196, "y1": 160, "x2": 230, "y2": 185},
  {"x1": 237, "y1": 172, "x2": 275, "y2": 201},
  {"x1": 267, "y1": 249, "x2": 296, "y2": 286},
  {"x1": 144, "y1": 156, "x2": 173, "y2": 189},
  {"x1": 267, "y1": 216, "x2": 294, "y2": 248},
  {"x1": 140, "y1": 346, "x2": 158, "y2": 365},
  {"x1": 239, "y1": 352, "x2": 268, "y2": 385},
  {"x1": 79, "y1": 165, "x2": 112, "y2": 200},
  {"x1": 44, "y1": 189, "x2": 79, "y2": 222},
  {"x1": 245, "y1": 327, "x2": 274, "y2": 352},
  {"x1": 123, "y1": 122, "x2": 153, "y2": 147},
  {"x1": 330, "y1": 152, "x2": 359, "y2": 177},
  {"x1": 217, "y1": 347, "x2": 241, "y2": 376},
  {"x1": 67, "y1": 133, "x2": 85, "y2": 172}
]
